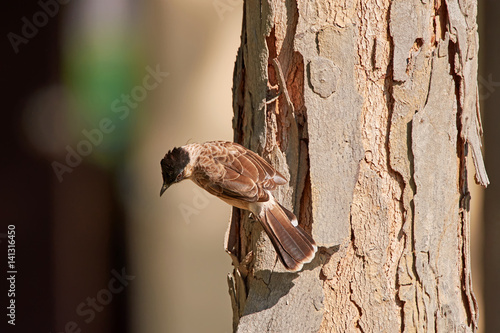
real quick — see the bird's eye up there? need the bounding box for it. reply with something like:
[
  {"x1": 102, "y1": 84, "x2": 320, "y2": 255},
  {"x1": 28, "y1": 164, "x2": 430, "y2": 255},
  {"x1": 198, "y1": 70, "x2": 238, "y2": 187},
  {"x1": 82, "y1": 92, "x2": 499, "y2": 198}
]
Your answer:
[{"x1": 176, "y1": 173, "x2": 183, "y2": 181}]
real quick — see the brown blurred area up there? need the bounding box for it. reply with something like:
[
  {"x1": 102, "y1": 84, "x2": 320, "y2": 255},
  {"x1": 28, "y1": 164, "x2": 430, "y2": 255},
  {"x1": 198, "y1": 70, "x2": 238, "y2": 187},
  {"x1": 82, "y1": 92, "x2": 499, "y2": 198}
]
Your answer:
[
  {"x1": 479, "y1": 1, "x2": 500, "y2": 332},
  {"x1": 2, "y1": 0, "x2": 240, "y2": 332},
  {"x1": 0, "y1": 0, "x2": 497, "y2": 332}
]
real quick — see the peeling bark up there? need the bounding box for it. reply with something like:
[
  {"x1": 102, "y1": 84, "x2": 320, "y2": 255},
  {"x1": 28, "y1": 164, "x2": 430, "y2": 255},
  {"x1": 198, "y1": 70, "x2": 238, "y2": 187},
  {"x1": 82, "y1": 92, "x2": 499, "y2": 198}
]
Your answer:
[{"x1": 227, "y1": 0, "x2": 487, "y2": 332}]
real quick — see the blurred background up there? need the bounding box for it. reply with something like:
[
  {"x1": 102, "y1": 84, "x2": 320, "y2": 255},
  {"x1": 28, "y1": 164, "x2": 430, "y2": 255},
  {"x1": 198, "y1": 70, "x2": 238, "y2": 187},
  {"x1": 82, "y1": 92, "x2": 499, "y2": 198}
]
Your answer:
[{"x1": 0, "y1": 1, "x2": 497, "y2": 332}]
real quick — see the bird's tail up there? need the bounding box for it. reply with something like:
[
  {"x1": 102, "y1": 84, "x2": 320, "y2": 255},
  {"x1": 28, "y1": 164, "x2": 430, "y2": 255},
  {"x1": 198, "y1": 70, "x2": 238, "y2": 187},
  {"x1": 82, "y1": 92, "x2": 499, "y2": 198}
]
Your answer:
[{"x1": 259, "y1": 202, "x2": 317, "y2": 271}]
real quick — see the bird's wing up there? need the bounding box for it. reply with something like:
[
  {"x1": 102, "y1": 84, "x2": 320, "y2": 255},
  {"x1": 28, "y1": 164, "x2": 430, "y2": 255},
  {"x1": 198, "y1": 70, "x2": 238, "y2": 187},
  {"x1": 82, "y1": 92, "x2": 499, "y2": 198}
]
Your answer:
[{"x1": 195, "y1": 142, "x2": 287, "y2": 202}]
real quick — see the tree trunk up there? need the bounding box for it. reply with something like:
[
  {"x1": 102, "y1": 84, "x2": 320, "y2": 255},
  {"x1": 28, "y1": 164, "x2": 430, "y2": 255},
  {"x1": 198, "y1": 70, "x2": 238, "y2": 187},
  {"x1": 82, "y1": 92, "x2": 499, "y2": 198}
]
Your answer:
[{"x1": 227, "y1": 0, "x2": 488, "y2": 332}]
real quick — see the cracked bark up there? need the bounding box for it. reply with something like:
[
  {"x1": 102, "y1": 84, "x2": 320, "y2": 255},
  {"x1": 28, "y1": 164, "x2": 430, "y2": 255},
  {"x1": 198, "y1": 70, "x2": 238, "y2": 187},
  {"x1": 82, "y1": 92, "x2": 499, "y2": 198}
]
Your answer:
[{"x1": 227, "y1": 0, "x2": 487, "y2": 332}]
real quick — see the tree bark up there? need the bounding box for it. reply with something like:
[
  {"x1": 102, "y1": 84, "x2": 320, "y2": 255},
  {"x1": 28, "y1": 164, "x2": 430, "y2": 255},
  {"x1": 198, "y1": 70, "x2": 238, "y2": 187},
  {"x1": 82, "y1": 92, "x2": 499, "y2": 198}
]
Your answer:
[{"x1": 227, "y1": 0, "x2": 488, "y2": 332}]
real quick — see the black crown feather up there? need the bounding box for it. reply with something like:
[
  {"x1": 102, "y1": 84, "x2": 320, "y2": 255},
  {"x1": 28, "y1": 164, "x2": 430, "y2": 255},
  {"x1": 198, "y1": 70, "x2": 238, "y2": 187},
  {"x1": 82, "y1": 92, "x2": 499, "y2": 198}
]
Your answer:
[{"x1": 160, "y1": 147, "x2": 190, "y2": 185}]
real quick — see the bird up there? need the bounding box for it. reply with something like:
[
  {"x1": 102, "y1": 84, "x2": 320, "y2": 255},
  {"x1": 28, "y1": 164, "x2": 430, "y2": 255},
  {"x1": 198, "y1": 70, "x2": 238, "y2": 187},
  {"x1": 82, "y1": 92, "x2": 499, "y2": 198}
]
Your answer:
[{"x1": 159, "y1": 141, "x2": 317, "y2": 271}]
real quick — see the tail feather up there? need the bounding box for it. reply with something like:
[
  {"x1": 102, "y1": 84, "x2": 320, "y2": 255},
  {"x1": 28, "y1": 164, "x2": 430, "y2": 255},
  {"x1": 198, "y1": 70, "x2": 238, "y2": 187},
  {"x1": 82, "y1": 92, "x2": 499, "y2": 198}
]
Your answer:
[{"x1": 259, "y1": 203, "x2": 317, "y2": 271}]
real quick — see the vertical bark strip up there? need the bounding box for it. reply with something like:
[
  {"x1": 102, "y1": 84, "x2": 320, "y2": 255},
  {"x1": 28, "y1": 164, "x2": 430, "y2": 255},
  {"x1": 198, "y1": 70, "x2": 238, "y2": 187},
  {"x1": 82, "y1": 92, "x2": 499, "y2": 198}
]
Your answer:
[{"x1": 228, "y1": 0, "x2": 486, "y2": 332}]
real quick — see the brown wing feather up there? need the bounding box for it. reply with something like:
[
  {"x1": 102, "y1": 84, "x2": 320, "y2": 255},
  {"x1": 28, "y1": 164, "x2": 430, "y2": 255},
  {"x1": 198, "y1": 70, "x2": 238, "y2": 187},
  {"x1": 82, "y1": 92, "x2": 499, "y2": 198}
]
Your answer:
[
  {"x1": 193, "y1": 142, "x2": 287, "y2": 203},
  {"x1": 243, "y1": 148, "x2": 287, "y2": 186},
  {"x1": 228, "y1": 142, "x2": 288, "y2": 187}
]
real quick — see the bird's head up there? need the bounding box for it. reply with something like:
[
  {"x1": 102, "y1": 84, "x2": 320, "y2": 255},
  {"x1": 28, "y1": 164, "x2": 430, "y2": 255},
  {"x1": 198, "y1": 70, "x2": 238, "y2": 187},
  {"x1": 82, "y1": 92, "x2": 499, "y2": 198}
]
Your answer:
[{"x1": 160, "y1": 147, "x2": 190, "y2": 196}]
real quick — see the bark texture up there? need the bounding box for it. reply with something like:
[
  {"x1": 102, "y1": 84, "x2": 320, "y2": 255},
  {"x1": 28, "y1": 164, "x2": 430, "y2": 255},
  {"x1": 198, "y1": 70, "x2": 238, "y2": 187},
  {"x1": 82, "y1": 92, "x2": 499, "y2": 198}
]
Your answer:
[{"x1": 227, "y1": 0, "x2": 487, "y2": 332}]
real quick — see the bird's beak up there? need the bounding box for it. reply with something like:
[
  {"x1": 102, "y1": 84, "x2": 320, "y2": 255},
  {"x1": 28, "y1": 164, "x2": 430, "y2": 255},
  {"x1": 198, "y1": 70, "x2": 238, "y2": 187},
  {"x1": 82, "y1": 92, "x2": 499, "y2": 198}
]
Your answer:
[{"x1": 160, "y1": 183, "x2": 170, "y2": 197}]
